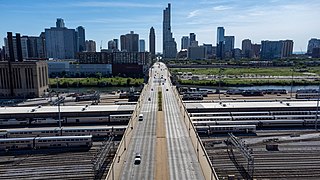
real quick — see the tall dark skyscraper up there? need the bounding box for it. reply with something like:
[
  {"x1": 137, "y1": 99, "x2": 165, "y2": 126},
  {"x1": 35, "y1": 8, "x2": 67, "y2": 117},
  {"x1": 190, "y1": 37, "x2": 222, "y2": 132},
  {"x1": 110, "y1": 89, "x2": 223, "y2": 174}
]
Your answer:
[
  {"x1": 149, "y1": 27, "x2": 155, "y2": 58},
  {"x1": 216, "y1": 27, "x2": 225, "y2": 59},
  {"x1": 76, "y1": 26, "x2": 86, "y2": 52},
  {"x1": 162, "y1": 3, "x2": 177, "y2": 58}
]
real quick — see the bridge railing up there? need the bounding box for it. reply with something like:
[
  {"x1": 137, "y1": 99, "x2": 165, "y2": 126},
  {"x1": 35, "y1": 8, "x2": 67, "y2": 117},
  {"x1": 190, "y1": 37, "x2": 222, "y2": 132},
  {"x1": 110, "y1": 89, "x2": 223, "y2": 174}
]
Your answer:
[
  {"x1": 168, "y1": 72, "x2": 219, "y2": 180},
  {"x1": 105, "y1": 81, "x2": 149, "y2": 180}
]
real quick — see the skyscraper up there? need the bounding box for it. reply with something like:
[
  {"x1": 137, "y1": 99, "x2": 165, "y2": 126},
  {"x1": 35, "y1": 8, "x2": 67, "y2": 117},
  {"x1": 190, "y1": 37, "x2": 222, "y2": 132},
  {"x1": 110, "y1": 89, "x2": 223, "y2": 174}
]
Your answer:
[
  {"x1": 108, "y1": 39, "x2": 118, "y2": 51},
  {"x1": 261, "y1": 40, "x2": 283, "y2": 60},
  {"x1": 163, "y1": 3, "x2": 177, "y2": 58},
  {"x1": 307, "y1": 38, "x2": 320, "y2": 54},
  {"x1": 85, "y1": 40, "x2": 96, "y2": 52},
  {"x1": 181, "y1": 36, "x2": 190, "y2": 49},
  {"x1": 149, "y1": 27, "x2": 155, "y2": 58},
  {"x1": 45, "y1": 18, "x2": 77, "y2": 59},
  {"x1": 189, "y1": 33, "x2": 198, "y2": 47},
  {"x1": 217, "y1": 27, "x2": 225, "y2": 44},
  {"x1": 76, "y1": 26, "x2": 86, "y2": 52},
  {"x1": 4, "y1": 34, "x2": 29, "y2": 61},
  {"x1": 120, "y1": 31, "x2": 139, "y2": 52},
  {"x1": 139, "y1": 39, "x2": 145, "y2": 52},
  {"x1": 242, "y1": 39, "x2": 252, "y2": 58},
  {"x1": 224, "y1": 36, "x2": 235, "y2": 52},
  {"x1": 216, "y1": 27, "x2": 225, "y2": 59}
]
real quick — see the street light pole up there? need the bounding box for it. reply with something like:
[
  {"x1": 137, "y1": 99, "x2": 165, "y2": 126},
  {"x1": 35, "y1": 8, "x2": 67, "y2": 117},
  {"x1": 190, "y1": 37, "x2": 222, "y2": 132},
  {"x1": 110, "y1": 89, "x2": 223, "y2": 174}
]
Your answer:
[{"x1": 316, "y1": 84, "x2": 320, "y2": 132}]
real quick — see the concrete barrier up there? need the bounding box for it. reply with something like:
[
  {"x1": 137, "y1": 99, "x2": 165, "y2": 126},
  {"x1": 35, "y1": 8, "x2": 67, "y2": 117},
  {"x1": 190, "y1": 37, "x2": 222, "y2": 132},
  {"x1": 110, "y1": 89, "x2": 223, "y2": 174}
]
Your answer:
[
  {"x1": 168, "y1": 71, "x2": 219, "y2": 180},
  {"x1": 105, "y1": 81, "x2": 149, "y2": 180}
]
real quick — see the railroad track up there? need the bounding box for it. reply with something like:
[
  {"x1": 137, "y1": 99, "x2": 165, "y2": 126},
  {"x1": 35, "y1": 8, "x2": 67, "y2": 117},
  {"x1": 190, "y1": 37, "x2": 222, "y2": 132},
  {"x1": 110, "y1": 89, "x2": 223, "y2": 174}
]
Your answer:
[
  {"x1": 0, "y1": 141, "x2": 118, "y2": 179},
  {"x1": 204, "y1": 133, "x2": 320, "y2": 179}
]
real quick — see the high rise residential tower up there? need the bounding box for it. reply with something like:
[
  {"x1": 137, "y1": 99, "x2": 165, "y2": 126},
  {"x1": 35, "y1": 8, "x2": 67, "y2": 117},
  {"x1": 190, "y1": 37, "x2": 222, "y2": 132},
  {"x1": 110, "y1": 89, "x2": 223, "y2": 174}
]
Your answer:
[
  {"x1": 45, "y1": 18, "x2": 77, "y2": 59},
  {"x1": 120, "y1": 31, "x2": 139, "y2": 52},
  {"x1": 139, "y1": 39, "x2": 145, "y2": 52},
  {"x1": 149, "y1": 27, "x2": 155, "y2": 58},
  {"x1": 162, "y1": 3, "x2": 177, "y2": 58},
  {"x1": 181, "y1": 36, "x2": 189, "y2": 49},
  {"x1": 76, "y1": 26, "x2": 86, "y2": 52}
]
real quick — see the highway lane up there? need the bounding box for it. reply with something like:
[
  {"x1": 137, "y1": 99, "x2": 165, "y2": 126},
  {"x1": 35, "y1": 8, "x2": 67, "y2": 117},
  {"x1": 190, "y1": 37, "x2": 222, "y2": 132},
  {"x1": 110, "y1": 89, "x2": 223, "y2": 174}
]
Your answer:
[
  {"x1": 160, "y1": 62, "x2": 205, "y2": 180},
  {"x1": 120, "y1": 67, "x2": 158, "y2": 180}
]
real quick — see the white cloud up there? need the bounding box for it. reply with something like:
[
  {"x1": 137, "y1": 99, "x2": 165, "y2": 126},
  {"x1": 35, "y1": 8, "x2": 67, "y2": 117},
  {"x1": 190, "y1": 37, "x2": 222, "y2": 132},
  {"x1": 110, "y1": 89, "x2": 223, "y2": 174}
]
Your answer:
[
  {"x1": 187, "y1": 10, "x2": 201, "y2": 18},
  {"x1": 212, "y1": 5, "x2": 233, "y2": 11}
]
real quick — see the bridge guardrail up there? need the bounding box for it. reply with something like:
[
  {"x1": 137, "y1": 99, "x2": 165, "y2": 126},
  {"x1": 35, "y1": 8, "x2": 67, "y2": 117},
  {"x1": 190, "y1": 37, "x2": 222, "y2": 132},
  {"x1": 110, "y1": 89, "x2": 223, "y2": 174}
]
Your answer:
[
  {"x1": 168, "y1": 71, "x2": 219, "y2": 180},
  {"x1": 105, "y1": 80, "x2": 149, "y2": 180}
]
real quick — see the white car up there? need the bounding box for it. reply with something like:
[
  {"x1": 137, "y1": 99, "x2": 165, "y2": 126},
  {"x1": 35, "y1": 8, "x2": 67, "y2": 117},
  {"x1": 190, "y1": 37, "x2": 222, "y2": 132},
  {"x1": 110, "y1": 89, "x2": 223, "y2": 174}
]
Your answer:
[{"x1": 134, "y1": 153, "x2": 141, "y2": 165}]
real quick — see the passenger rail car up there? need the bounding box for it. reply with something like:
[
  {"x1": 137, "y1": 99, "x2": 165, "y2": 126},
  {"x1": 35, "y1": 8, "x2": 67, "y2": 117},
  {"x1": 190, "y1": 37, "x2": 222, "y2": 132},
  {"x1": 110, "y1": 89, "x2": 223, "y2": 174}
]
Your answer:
[
  {"x1": 191, "y1": 116, "x2": 233, "y2": 121},
  {"x1": 1, "y1": 126, "x2": 127, "y2": 138},
  {"x1": 0, "y1": 114, "x2": 132, "y2": 127},
  {"x1": 189, "y1": 112, "x2": 231, "y2": 117},
  {"x1": 193, "y1": 119, "x2": 317, "y2": 128},
  {"x1": 296, "y1": 93, "x2": 320, "y2": 99},
  {"x1": 0, "y1": 135, "x2": 92, "y2": 151},
  {"x1": 196, "y1": 125, "x2": 256, "y2": 134}
]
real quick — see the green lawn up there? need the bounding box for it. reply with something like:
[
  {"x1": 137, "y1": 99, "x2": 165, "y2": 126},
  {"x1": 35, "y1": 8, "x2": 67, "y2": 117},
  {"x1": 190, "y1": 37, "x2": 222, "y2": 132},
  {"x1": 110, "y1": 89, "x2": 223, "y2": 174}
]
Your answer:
[
  {"x1": 171, "y1": 67, "x2": 320, "y2": 76},
  {"x1": 49, "y1": 77, "x2": 144, "y2": 88}
]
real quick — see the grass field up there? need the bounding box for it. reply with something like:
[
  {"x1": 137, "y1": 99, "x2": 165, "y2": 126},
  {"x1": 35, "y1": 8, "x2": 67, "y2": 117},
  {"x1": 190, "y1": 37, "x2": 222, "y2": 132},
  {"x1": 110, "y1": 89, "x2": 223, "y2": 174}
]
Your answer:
[
  {"x1": 178, "y1": 78, "x2": 320, "y2": 87},
  {"x1": 49, "y1": 77, "x2": 144, "y2": 88},
  {"x1": 171, "y1": 67, "x2": 320, "y2": 76}
]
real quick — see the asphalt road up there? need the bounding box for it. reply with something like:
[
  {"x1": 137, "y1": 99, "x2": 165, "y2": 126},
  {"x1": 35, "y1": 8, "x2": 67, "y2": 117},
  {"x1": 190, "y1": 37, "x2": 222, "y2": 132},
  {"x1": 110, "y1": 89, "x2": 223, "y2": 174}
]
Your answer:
[
  {"x1": 161, "y1": 62, "x2": 205, "y2": 180},
  {"x1": 120, "y1": 65, "x2": 158, "y2": 180}
]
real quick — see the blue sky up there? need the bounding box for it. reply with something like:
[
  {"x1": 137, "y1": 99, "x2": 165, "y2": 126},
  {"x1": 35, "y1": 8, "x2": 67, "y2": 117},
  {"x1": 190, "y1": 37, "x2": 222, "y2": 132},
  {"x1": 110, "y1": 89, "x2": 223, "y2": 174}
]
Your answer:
[{"x1": 1, "y1": 0, "x2": 319, "y2": 52}]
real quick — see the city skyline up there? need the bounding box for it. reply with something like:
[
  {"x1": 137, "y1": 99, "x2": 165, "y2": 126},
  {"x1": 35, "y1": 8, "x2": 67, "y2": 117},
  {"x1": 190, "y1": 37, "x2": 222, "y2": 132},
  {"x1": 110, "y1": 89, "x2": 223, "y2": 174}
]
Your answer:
[{"x1": 1, "y1": 0, "x2": 320, "y2": 53}]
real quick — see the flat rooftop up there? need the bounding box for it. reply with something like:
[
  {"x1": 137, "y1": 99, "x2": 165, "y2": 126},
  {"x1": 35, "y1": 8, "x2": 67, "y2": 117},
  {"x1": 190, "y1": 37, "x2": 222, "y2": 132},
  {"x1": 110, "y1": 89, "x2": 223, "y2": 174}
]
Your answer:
[
  {"x1": 0, "y1": 105, "x2": 135, "y2": 118},
  {"x1": 186, "y1": 100, "x2": 319, "y2": 112}
]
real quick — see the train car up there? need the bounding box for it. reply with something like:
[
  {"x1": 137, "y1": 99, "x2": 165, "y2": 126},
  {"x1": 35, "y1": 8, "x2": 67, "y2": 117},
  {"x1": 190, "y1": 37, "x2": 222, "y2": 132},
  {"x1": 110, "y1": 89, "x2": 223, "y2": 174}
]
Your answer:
[
  {"x1": 232, "y1": 115, "x2": 275, "y2": 121},
  {"x1": 271, "y1": 111, "x2": 311, "y2": 116},
  {"x1": 2, "y1": 125, "x2": 127, "y2": 138},
  {"x1": 109, "y1": 114, "x2": 131, "y2": 123},
  {"x1": 0, "y1": 119, "x2": 28, "y2": 126},
  {"x1": 0, "y1": 136, "x2": 93, "y2": 151},
  {"x1": 189, "y1": 112, "x2": 231, "y2": 117},
  {"x1": 61, "y1": 126, "x2": 127, "y2": 137},
  {"x1": 259, "y1": 120, "x2": 305, "y2": 127},
  {"x1": 66, "y1": 116, "x2": 109, "y2": 124},
  {"x1": 208, "y1": 125, "x2": 256, "y2": 133},
  {"x1": 191, "y1": 116, "x2": 233, "y2": 121},
  {"x1": 35, "y1": 135, "x2": 92, "y2": 149},
  {"x1": 274, "y1": 115, "x2": 319, "y2": 120},
  {"x1": 230, "y1": 111, "x2": 270, "y2": 116},
  {"x1": 5, "y1": 127, "x2": 61, "y2": 138},
  {"x1": 196, "y1": 125, "x2": 256, "y2": 134},
  {"x1": 31, "y1": 118, "x2": 60, "y2": 125},
  {"x1": 0, "y1": 137, "x2": 35, "y2": 150},
  {"x1": 296, "y1": 93, "x2": 320, "y2": 99}
]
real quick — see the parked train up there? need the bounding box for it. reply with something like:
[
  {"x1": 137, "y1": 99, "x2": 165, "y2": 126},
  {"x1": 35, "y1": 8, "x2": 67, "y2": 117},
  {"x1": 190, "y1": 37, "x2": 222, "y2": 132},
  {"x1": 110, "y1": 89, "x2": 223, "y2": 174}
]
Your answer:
[
  {"x1": 0, "y1": 125, "x2": 127, "y2": 138},
  {"x1": 189, "y1": 110, "x2": 320, "y2": 118},
  {"x1": 196, "y1": 125, "x2": 256, "y2": 135},
  {"x1": 193, "y1": 119, "x2": 318, "y2": 128},
  {"x1": 296, "y1": 93, "x2": 320, "y2": 99},
  {"x1": 0, "y1": 114, "x2": 132, "y2": 127},
  {"x1": 191, "y1": 114, "x2": 320, "y2": 122},
  {"x1": 0, "y1": 135, "x2": 92, "y2": 151}
]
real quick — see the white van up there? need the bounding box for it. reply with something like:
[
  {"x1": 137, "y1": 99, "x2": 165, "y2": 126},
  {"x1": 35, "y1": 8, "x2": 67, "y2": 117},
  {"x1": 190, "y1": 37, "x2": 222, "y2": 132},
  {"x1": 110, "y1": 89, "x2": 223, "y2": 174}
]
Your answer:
[{"x1": 138, "y1": 114, "x2": 143, "y2": 121}]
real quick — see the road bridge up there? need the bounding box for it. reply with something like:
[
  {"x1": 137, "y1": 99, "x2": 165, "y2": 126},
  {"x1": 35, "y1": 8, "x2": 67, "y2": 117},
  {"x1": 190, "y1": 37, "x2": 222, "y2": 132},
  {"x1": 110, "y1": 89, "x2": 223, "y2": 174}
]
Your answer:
[{"x1": 106, "y1": 62, "x2": 217, "y2": 179}]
